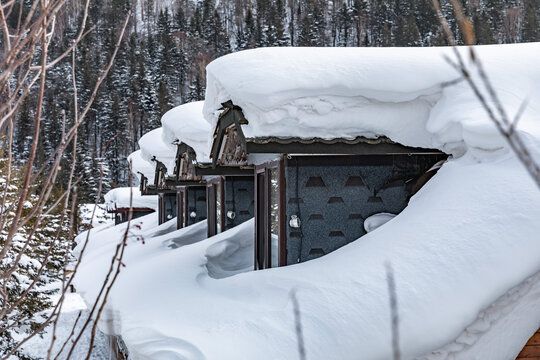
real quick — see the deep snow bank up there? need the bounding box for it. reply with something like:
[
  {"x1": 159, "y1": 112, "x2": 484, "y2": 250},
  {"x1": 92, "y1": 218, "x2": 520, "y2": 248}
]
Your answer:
[
  {"x1": 74, "y1": 154, "x2": 540, "y2": 360},
  {"x1": 161, "y1": 101, "x2": 211, "y2": 162},
  {"x1": 18, "y1": 293, "x2": 109, "y2": 360},
  {"x1": 204, "y1": 44, "x2": 540, "y2": 157}
]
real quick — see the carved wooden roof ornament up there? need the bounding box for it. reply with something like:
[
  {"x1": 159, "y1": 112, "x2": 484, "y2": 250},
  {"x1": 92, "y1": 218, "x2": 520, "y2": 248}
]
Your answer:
[
  {"x1": 151, "y1": 157, "x2": 169, "y2": 189},
  {"x1": 173, "y1": 143, "x2": 202, "y2": 182},
  {"x1": 210, "y1": 102, "x2": 249, "y2": 168},
  {"x1": 137, "y1": 172, "x2": 148, "y2": 194},
  {"x1": 217, "y1": 125, "x2": 248, "y2": 167}
]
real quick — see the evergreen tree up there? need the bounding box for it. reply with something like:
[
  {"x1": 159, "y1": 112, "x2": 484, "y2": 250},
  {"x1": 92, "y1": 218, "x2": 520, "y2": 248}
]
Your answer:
[
  {"x1": 473, "y1": 12, "x2": 495, "y2": 45},
  {"x1": 15, "y1": 97, "x2": 33, "y2": 160},
  {"x1": 522, "y1": 0, "x2": 539, "y2": 42}
]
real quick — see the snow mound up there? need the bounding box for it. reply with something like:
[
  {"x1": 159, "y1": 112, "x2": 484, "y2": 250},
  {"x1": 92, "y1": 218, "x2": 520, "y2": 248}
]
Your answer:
[
  {"x1": 419, "y1": 269, "x2": 540, "y2": 359},
  {"x1": 74, "y1": 154, "x2": 540, "y2": 359},
  {"x1": 141, "y1": 216, "x2": 178, "y2": 238},
  {"x1": 204, "y1": 44, "x2": 540, "y2": 158},
  {"x1": 205, "y1": 218, "x2": 254, "y2": 279},
  {"x1": 138, "y1": 127, "x2": 176, "y2": 176},
  {"x1": 122, "y1": 327, "x2": 205, "y2": 360},
  {"x1": 103, "y1": 187, "x2": 157, "y2": 211},
  {"x1": 19, "y1": 293, "x2": 109, "y2": 360},
  {"x1": 161, "y1": 101, "x2": 211, "y2": 162},
  {"x1": 364, "y1": 212, "x2": 396, "y2": 233},
  {"x1": 168, "y1": 220, "x2": 208, "y2": 249}
]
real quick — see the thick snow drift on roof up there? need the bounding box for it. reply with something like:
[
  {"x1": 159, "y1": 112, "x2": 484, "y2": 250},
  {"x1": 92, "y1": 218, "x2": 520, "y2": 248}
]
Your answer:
[
  {"x1": 138, "y1": 128, "x2": 175, "y2": 176},
  {"x1": 127, "y1": 150, "x2": 155, "y2": 182},
  {"x1": 103, "y1": 187, "x2": 157, "y2": 211},
  {"x1": 205, "y1": 44, "x2": 540, "y2": 157},
  {"x1": 161, "y1": 101, "x2": 211, "y2": 162}
]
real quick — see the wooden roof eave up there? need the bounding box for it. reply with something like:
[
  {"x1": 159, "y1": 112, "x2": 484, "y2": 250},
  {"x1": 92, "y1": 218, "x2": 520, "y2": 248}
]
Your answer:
[
  {"x1": 107, "y1": 207, "x2": 155, "y2": 214},
  {"x1": 195, "y1": 163, "x2": 254, "y2": 176},
  {"x1": 244, "y1": 136, "x2": 444, "y2": 156},
  {"x1": 164, "y1": 176, "x2": 205, "y2": 188}
]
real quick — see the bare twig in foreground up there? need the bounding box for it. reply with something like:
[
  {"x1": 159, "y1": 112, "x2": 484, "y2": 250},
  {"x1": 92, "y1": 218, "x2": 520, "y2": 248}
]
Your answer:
[
  {"x1": 290, "y1": 288, "x2": 306, "y2": 360},
  {"x1": 432, "y1": 0, "x2": 540, "y2": 190},
  {"x1": 385, "y1": 262, "x2": 401, "y2": 360}
]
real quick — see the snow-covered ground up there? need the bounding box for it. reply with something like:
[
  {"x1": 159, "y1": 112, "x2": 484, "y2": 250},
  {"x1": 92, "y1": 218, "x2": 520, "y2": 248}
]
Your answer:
[
  {"x1": 18, "y1": 293, "x2": 109, "y2": 360},
  {"x1": 72, "y1": 152, "x2": 540, "y2": 359},
  {"x1": 73, "y1": 43, "x2": 540, "y2": 360}
]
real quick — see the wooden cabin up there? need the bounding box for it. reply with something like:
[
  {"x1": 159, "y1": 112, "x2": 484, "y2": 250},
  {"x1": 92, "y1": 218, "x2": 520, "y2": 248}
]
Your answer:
[
  {"x1": 108, "y1": 207, "x2": 155, "y2": 225},
  {"x1": 195, "y1": 165, "x2": 254, "y2": 238},
  {"x1": 167, "y1": 142, "x2": 207, "y2": 229},
  {"x1": 104, "y1": 187, "x2": 156, "y2": 225},
  {"x1": 143, "y1": 158, "x2": 178, "y2": 225},
  {"x1": 210, "y1": 102, "x2": 447, "y2": 270}
]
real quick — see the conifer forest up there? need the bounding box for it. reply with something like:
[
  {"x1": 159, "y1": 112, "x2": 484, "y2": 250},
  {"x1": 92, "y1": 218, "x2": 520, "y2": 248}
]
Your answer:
[{"x1": 4, "y1": 0, "x2": 540, "y2": 201}]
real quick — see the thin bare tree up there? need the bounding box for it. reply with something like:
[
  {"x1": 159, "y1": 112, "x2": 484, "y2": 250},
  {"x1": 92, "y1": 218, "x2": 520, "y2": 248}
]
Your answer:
[{"x1": 0, "y1": 0, "x2": 132, "y2": 357}]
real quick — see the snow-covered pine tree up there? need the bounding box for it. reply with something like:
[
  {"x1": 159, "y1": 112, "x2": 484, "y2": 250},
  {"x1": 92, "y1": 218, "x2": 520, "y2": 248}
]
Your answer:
[{"x1": 0, "y1": 148, "x2": 71, "y2": 359}]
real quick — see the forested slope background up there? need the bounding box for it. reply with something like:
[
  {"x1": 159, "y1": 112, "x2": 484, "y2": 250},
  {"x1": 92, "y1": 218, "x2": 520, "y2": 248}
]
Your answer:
[{"x1": 5, "y1": 0, "x2": 540, "y2": 202}]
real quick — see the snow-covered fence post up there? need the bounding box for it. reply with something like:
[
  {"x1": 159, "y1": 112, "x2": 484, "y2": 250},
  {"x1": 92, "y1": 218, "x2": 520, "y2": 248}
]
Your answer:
[{"x1": 386, "y1": 262, "x2": 401, "y2": 360}]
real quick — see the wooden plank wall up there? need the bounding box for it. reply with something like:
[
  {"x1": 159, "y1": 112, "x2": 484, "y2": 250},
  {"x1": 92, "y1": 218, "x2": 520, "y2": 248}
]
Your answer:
[{"x1": 517, "y1": 328, "x2": 540, "y2": 359}]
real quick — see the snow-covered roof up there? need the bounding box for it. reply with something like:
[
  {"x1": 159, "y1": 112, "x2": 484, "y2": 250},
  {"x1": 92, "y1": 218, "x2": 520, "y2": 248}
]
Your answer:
[
  {"x1": 204, "y1": 44, "x2": 540, "y2": 156},
  {"x1": 103, "y1": 187, "x2": 158, "y2": 211},
  {"x1": 161, "y1": 101, "x2": 211, "y2": 163},
  {"x1": 127, "y1": 150, "x2": 155, "y2": 182},
  {"x1": 138, "y1": 128, "x2": 175, "y2": 177}
]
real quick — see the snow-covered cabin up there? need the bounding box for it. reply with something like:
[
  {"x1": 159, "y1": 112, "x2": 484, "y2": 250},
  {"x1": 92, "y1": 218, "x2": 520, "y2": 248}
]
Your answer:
[
  {"x1": 196, "y1": 165, "x2": 254, "y2": 238},
  {"x1": 75, "y1": 43, "x2": 540, "y2": 360},
  {"x1": 138, "y1": 127, "x2": 178, "y2": 224},
  {"x1": 104, "y1": 187, "x2": 157, "y2": 225},
  {"x1": 161, "y1": 102, "x2": 211, "y2": 229},
  {"x1": 127, "y1": 150, "x2": 154, "y2": 194},
  {"x1": 205, "y1": 49, "x2": 448, "y2": 269},
  {"x1": 162, "y1": 101, "x2": 256, "y2": 237}
]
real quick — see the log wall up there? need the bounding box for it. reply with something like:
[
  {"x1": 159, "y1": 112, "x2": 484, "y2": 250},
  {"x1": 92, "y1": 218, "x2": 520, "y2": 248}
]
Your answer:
[{"x1": 517, "y1": 328, "x2": 540, "y2": 359}]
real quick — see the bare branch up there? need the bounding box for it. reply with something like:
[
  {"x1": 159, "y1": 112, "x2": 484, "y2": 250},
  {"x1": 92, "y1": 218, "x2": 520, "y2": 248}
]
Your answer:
[
  {"x1": 385, "y1": 262, "x2": 400, "y2": 360},
  {"x1": 290, "y1": 288, "x2": 306, "y2": 360}
]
